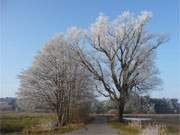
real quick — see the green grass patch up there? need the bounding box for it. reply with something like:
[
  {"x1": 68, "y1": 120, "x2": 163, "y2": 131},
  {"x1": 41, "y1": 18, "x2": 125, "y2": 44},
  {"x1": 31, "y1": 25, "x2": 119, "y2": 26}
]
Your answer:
[{"x1": 108, "y1": 120, "x2": 140, "y2": 135}]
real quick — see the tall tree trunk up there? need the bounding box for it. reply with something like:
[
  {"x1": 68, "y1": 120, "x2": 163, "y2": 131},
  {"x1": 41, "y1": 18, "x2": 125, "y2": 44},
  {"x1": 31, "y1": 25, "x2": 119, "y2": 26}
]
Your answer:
[{"x1": 118, "y1": 99, "x2": 125, "y2": 122}]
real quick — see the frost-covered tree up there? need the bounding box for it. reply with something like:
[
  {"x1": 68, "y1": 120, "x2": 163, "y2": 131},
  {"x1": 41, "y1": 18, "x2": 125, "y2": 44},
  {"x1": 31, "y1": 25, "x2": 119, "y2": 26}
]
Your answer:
[
  {"x1": 17, "y1": 34, "x2": 94, "y2": 125},
  {"x1": 72, "y1": 11, "x2": 168, "y2": 122}
]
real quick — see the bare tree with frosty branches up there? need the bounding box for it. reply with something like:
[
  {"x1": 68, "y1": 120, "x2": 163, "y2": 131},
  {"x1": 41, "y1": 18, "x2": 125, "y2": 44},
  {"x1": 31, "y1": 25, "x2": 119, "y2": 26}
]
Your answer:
[
  {"x1": 17, "y1": 34, "x2": 94, "y2": 125},
  {"x1": 70, "y1": 11, "x2": 168, "y2": 122}
]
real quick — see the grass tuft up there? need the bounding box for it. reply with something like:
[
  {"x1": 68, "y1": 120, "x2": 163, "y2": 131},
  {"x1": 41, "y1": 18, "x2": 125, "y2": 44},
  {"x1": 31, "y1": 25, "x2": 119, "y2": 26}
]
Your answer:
[{"x1": 108, "y1": 120, "x2": 140, "y2": 135}]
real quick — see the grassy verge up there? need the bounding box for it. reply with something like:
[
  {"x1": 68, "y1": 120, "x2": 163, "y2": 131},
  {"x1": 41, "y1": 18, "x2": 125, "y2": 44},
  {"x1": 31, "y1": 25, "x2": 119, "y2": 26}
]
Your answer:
[
  {"x1": 107, "y1": 115, "x2": 180, "y2": 135},
  {"x1": 124, "y1": 113, "x2": 180, "y2": 135},
  {"x1": 108, "y1": 120, "x2": 140, "y2": 135}
]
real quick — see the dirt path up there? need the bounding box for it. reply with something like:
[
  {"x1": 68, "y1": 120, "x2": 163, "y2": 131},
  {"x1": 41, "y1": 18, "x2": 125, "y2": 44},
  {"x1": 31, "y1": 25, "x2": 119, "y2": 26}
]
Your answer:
[{"x1": 63, "y1": 115, "x2": 119, "y2": 135}]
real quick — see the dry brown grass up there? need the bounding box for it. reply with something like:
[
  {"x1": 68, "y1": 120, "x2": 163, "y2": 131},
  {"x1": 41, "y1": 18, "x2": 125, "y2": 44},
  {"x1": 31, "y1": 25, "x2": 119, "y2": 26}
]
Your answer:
[{"x1": 141, "y1": 124, "x2": 168, "y2": 135}]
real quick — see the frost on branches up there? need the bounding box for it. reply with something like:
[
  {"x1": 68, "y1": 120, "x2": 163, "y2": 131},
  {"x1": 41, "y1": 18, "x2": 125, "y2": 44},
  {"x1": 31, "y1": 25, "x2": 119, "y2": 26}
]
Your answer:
[
  {"x1": 17, "y1": 11, "x2": 168, "y2": 123},
  {"x1": 74, "y1": 11, "x2": 168, "y2": 122},
  {"x1": 17, "y1": 35, "x2": 94, "y2": 125}
]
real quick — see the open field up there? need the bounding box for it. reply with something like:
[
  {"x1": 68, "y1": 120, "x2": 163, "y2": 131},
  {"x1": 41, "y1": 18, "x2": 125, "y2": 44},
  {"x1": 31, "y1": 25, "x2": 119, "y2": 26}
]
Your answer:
[
  {"x1": 0, "y1": 112, "x2": 180, "y2": 135},
  {"x1": 0, "y1": 112, "x2": 86, "y2": 135}
]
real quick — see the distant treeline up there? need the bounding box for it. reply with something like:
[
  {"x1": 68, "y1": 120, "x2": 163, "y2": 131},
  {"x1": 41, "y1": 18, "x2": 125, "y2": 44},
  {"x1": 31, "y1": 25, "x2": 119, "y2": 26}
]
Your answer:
[
  {"x1": 93, "y1": 96, "x2": 180, "y2": 114},
  {"x1": 1, "y1": 96, "x2": 180, "y2": 114},
  {"x1": 125, "y1": 96, "x2": 180, "y2": 114},
  {"x1": 0, "y1": 97, "x2": 17, "y2": 111},
  {"x1": 0, "y1": 97, "x2": 55, "y2": 112}
]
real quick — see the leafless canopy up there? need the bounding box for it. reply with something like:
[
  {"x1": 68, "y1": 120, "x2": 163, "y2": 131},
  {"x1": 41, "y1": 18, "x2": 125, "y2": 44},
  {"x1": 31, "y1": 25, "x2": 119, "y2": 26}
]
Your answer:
[
  {"x1": 17, "y1": 34, "x2": 94, "y2": 125},
  {"x1": 17, "y1": 11, "x2": 168, "y2": 122},
  {"x1": 70, "y1": 11, "x2": 168, "y2": 121}
]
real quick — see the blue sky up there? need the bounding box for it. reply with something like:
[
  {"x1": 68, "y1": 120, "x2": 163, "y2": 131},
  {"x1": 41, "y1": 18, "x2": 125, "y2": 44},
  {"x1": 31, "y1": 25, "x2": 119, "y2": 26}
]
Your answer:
[{"x1": 1, "y1": 0, "x2": 180, "y2": 99}]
